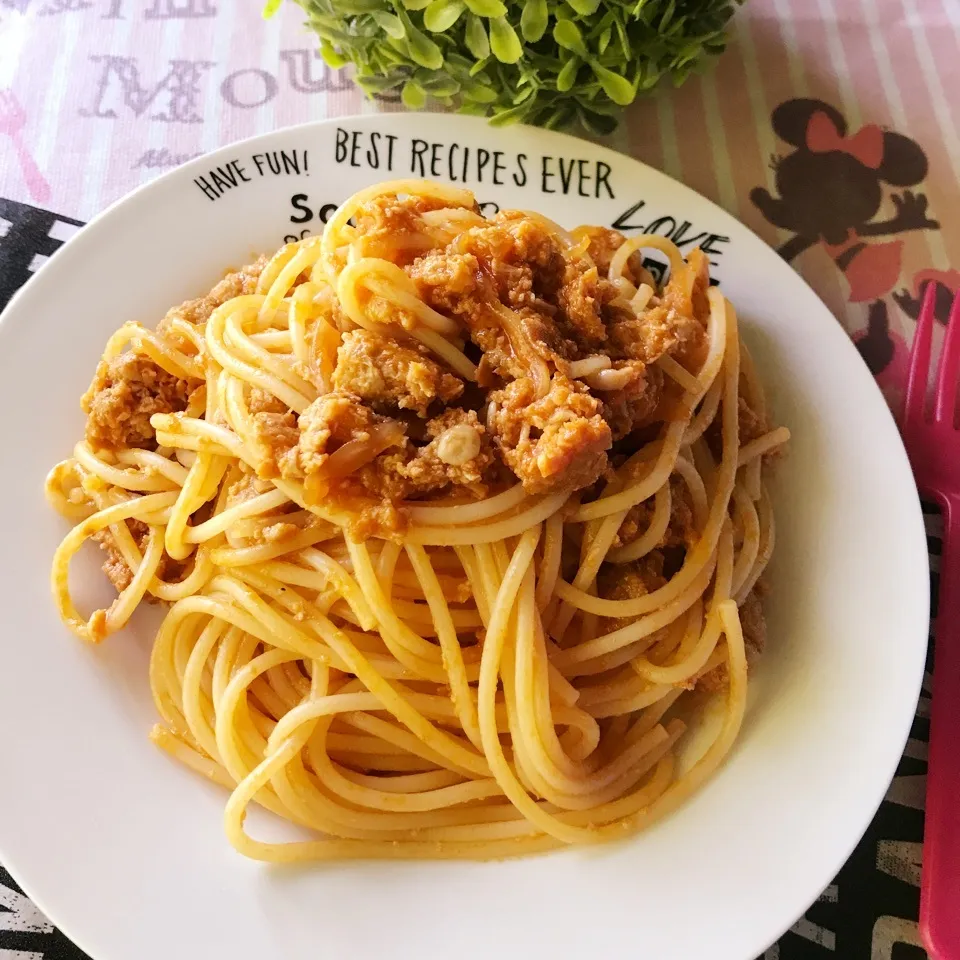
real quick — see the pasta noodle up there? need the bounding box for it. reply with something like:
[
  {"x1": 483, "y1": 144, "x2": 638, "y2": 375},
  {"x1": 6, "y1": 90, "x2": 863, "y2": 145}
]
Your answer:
[{"x1": 46, "y1": 179, "x2": 788, "y2": 862}]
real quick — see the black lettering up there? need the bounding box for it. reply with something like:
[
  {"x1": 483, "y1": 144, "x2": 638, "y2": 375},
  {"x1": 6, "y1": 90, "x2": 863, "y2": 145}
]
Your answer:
[
  {"x1": 595, "y1": 161, "x2": 613, "y2": 199},
  {"x1": 210, "y1": 168, "x2": 231, "y2": 192},
  {"x1": 611, "y1": 200, "x2": 646, "y2": 231},
  {"x1": 513, "y1": 153, "x2": 527, "y2": 187},
  {"x1": 349, "y1": 131, "x2": 361, "y2": 168},
  {"x1": 230, "y1": 159, "x2": 251, "y2": 182},
  {"x1": 430, "y1": 142, "x2": 442, "y2": 178},
  {"x1": 218, "y1": 164, "x2": 240, "y2": 187},
  {"x1": 477, "y1": 147, "x2": 491, "y2": 182},
  {"x1": 319, "y1": 203, "x2": 338, "y2": 224},
  {"x1": 290, "y1": 194, "x2": 312, "y2": 223},
  {"x1": 577, "y1": 159, "x2": 590, "y2": 198},
  {"x1": 251, "y1": 153, "x2": 266, "y2": 176},
  {"x1": 646, "y1": 216, "x2": 677, "y2": 237},
  {"x1": 194, "y1": 174, "x2": 219, "y2": 201},
  {"x1": 492, "y1": 150, "x2": 506, "y2": 186},
  {"x1": 668, "y1": 221, "x2": 707, "y2": 248},
  {"x1": 462, "y1": 145, "x2": 469, "y2": 183},
  {"x1": 700, "y1": 234, "x2": 730, "y2": 258},
  {"x1": 366, "y1": 131, "x2": 381, "y2": 169},
  {"x1": 266, "y1": 152, "x2": 281, "y2": 175},
  {"x1": 558, "y1": 157, "x2": 575, "y2": 194},
  {"x1": 335, "y1": 127, "x2": 348, "y2": 163},
  {"x1": 411, "y1": 138, "x2": 428, "y2": 176},
  {"x1": 303, "y1": 150, "x2": 308, "y2": 173},
  {"x1": 541, "y1": 156, "x2": 555, "y2": 193},
  {"x1": 478, "y1": 201, "x2": 499, "y2": 217},
  {"x1": 385, "y1": 134, "x2": 397, "y2": 171},
  {"x1": 448, "y1": 143, "x2": 459, "y2": 182},
  {"x1": 280, "y1": 150, "x2": 299, "y2": 175}
]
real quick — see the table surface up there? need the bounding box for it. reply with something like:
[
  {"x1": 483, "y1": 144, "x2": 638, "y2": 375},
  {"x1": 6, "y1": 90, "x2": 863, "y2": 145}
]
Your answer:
[{"x1": 0, "y1": 0, "x2": 956, "y2": 957}]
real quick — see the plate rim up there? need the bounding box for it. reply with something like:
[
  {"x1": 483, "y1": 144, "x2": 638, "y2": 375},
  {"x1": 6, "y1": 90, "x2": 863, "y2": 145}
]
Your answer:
[{"x1": 0, "y1": 112, "x2": 930, "y2": 960}]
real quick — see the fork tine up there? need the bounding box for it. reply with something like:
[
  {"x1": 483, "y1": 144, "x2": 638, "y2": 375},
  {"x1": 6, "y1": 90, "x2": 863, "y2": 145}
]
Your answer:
[
  {"x1": 934, "y1": 291, "x2": 960, "y2": 425},
  {"x1": 904, "y1": 281, "x2": 939, "y2": 428}
]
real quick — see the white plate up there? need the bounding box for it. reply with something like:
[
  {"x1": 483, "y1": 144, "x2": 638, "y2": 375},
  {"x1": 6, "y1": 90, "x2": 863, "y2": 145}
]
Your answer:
[{"x1": 0, "y1": 114, "x2": 928, "y2": 960}]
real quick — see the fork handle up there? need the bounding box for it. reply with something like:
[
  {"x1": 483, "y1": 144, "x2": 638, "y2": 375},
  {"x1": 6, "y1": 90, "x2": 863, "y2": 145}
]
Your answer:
[
  {"x1": 921, "y1": 492, "x2": 960, "y2": 959},
  {"x1": 9, "y1": 130, "x2": 50, "y2": 206}
]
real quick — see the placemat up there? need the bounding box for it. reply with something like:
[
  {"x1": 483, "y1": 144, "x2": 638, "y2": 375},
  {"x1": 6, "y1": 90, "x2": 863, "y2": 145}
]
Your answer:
[{"x1": 1, "y1": 0, "x2": 956, "y2": 955}]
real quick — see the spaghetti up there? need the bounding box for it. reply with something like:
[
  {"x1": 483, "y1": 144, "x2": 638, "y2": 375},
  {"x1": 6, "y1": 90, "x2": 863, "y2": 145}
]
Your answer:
[{"x1": 47, "y1": 179, "x2": 788, "y2": 861}]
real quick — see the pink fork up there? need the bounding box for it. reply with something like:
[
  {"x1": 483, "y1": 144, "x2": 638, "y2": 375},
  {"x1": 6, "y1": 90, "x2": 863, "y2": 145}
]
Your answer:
[
  {"x1": 0, "y1": 88, "x2": 51, "y2": 205},
  {"x1": 902, "y1": 284, "x2": 960, "y2": 960}
]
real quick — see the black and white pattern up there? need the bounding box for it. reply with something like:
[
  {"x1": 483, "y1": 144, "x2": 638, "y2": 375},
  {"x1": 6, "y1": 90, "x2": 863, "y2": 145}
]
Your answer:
[
  {"x1": 0, "y1": 199, "x2": 83, "y2": 313},
  {"x1": 0, "y1": 198, "x2": 934, "y2": 960}
]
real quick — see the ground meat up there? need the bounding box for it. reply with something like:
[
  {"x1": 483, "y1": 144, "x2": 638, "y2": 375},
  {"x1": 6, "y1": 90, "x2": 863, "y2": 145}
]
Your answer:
[
  {"x1": 250, "y1": 409, "x2": 301, "y2": 480},
  {"x1": 332, "y1": 329, "x2": 463, "y2": 417},
  {"x1": 606, "y1": 298, "x2": 703, "y2": 366},
  {"x1": 597, "y1": 553, "x2": 668, "y2": 632},
  {"x1": 81, "y1": 353, "x2": 196, "y2": 451},
  {"x1": 599, "y1": 361, "x2": 665, "y2": 441},
  {"x1": 557, "y1": 259, "x2": 607, "y2": 346},
  {"x1": 738, "y1": 395, "x2": 770, "y2": 445},
  {"x1": 350, "y1": 194, "x2": 451, "y2": 266},
  {"x1": 462, "y1": 212, "x2": 566, "y2": 305},
  {"x1": 408, "y1": 250, "x2": 483, "y2": 314},
  {"x1": 248, "y1": 388, "x2": 288, "y2": 415},
  {"x1": 157, "y1": 256, "x2": 268, "y2": 343},
  {"x1": 739, "y1": 588, "x2": 766, "y2": 661},
  {"x1": 94, "y1": 526, "x2": 139, "y2": 593},
  {"x1": 296, "y1": 392, "x2": 389, "y2": 477},
  {"x1": 488, "y1": 375, "x2": 611, "y2": 495},
  {"x1": 358, "y1": 409, "x2": 496, "y2": 501},
  {"x1": 93, "y1": 518, "x2": 182, "y2": 596},
  {"x1": 580, "y1": 226, "x2": 648, "y2": 285},
  {"x1": 614, "y1": 475, "x2": 695, "y2": 549},
  {"x1": 705, "y1": 395, "x2": 770, "y2": 460}
]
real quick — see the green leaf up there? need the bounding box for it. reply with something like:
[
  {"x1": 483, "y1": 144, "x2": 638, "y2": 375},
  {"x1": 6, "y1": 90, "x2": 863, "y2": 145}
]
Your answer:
[
  {"x1": 464, "y1": 0, "x2": 507, "y2": 16},
  {"x1": 512, "y1": 83, "x2": 536, "y2": 104},
  {"x1": 464, "y1": 13, "x2": 491, "y2": 59},
  {"x1": 578, "y1": 107, "x2": 617, "y2": 136},
  {"x1": 318, "y1": 40, "x2": 347, "y2": 69},
  {"x1": 590, "y1": 61, "x2": 635, "y2": 105},
  {"x1": 597, "y1": 26, "x2": 612, "y2": 54},
  {"x1": 371, "y1": 10, "x2": 406, "y2": 38},
  {"x1": 401, "y1": 17, "x2": 445, "y2": 68},
  {"x1": 659, "y1": 0, "x2": 676, "y2": 32},
  {"x1": 544, "y1": 104, "x2": 576, "y2": 129},
  {"x1": 468, "y1": 54, "x2": 491, "y2": 76},
  {"x1": 489, "y1": 16, "x2": 522, "y2": 63},
  {"x1": 614, "y1": 17, "x2": 631, "y2": 59},
  {"x1": 357, "y1": 74, "x2": 403, "y2": 94},
  {"x1": 461, "y1": 77, "x2": 498, "y2": 102},
  {"x1": 489, "y1": 101, "x2": 534, "y2": 126},
  {"x1": 520, "y1": 0, "x2": 548, "y2": 42},
  {"x1": 400, "y1": 0, "x2": 432, "y2": 9},
  {"x1": 417, "y1": 69, "x2": 462, "y2": 96},
  {"x1": 262, "y1": 0, "x2": 282, "y2": 18},
  {"x1": 402, "y1": 79, "x2": 427, "y2": 108},
  {"x1": 458, "y1": 100, "x2": 489, "y2": 116},
  {"x1": 423, "y1": 0, "x2": 465, "y2": 31},
  {"x1": 553, "y1": 19, "x2": 589, "y2": 59},
  {"x1": 555, "y1": 56, "x2": 580, "y2": 92},
  {"x1": 565, "y1": 0, "x2": 600, "y2": 14}
]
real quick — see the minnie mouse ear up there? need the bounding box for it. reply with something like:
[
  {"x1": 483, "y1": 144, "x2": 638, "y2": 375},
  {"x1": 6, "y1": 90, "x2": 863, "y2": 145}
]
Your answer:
[
  {"x1": 771, "y1": 98, "x2": 847, "y2": 147},
  {"x1": 878, "y1": 133, "x2": 929, "y2": 186}
]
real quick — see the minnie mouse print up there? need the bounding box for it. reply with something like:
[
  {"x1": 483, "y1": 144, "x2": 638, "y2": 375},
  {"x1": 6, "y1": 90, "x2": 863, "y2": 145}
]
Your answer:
[{"x1": 750, "y1": 97, "x2": 938, "y2": 303}]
